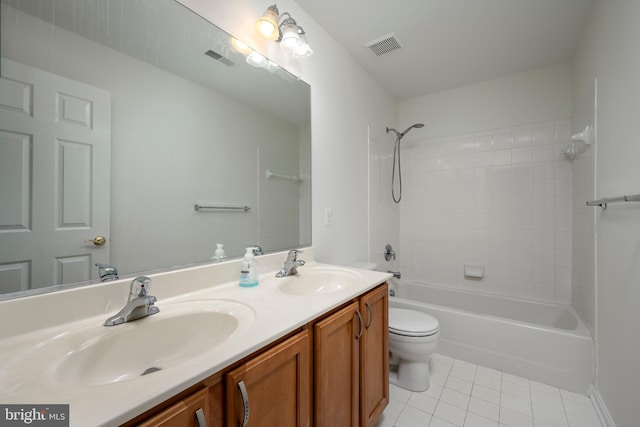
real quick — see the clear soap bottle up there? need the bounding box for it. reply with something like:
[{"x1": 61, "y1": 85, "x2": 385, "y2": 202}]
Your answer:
[
  {"x1": 212, "y1": 243, "x2": 226, "y2": 262},
  {"x1": 239, "y1": 247, "x2": 259, "y2": 287}
]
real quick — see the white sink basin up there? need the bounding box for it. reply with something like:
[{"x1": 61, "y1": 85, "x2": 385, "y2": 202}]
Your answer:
[
  {"x1": 0, "y1": 299, "x2": 255, "y2": 395},
  {"x1": 273, "y1": 266, "x2": 362, "y2": 296}
]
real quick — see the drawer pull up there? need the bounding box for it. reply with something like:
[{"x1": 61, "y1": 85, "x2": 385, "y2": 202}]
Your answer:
[
  {"x1": 355, "y1": 309, "x2": 364, "y2": 340},
  {"x1": 365, "y1": 302, "x2": 373, "y2": 329},
  {"x1": 195, "y1": 408, "x2": 207, "y2": 427},
  {"x1": 238, "y1": 380, "x2": 250, "y2": 427}
]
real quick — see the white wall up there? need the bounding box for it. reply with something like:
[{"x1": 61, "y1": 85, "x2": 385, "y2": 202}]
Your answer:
[
  {"x1": 177, "y1": 0, "x2": 398, "y2": 266},
  {"x1": 573, "y1": 1, "x2": 640, "y2": 425},
  {"x1": 400, "y1": 62, "x2": 573, "y2": 139},
  {"x1": 379, "y1": 64, "x2": 574, "y2": 303}
]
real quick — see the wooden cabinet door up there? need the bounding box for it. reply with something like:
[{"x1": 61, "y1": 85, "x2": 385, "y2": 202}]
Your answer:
[
  {"x1": 359, "y1": 283, "x2": 389, "y2": 427},
  {"x1": 137, "y1": 388, "x2": 209, "y2": 427},
  {"x1": 225, "y1": 330, "x2": 311, "y2": 427},
  {"x1": 314, "y1": 301, "x2": 361, "y2": 427}
]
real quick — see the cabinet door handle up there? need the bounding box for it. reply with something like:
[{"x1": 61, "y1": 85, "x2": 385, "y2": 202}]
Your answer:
[
  {"x1": 355, "y1": 309, "x2": 364, "y2": 340},
  {"x1": 365, "y1": 302, "x2": 373, "y2": 329},
  {"x1": 195, "y1": 408, "x2": 207, "y2": 427},
  {"x1": 238, "y1": 380, "x2": 250, "y2": 427}
]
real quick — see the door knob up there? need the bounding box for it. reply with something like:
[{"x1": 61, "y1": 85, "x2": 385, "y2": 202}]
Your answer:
[{"x1": 87, "y1": 236, "x2": 107, "y2": 246}]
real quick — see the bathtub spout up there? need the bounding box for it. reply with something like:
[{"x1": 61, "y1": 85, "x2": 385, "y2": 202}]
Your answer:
[{"x1": 388, "y1": 270, "x2": 401, "y2": 279}]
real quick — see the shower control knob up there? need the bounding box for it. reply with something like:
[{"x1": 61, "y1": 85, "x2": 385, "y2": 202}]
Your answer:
[{"x1": 384, "y1": 244, "x2": 396, "y2": 261}]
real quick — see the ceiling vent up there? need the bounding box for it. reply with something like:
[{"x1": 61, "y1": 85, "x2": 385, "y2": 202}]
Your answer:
[
  {"x1": 365, "y1": 33, "x2": 403, "y2": 56},
  {"x1": 204, "y1": 49, "x2": 235, "y2": 66}
]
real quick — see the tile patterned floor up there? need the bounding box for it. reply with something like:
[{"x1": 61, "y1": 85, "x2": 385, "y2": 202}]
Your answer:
[{"x1": 376, "y1": 354, "x2": 602, "y2": 427}]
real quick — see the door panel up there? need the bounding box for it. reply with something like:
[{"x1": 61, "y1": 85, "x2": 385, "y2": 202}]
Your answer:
[
  {"x1": 314, "y1": 301, "x2": 360, "y2": 427},
  {"x1": 226, "y1": 330, "x2": 310, "y2": 427},
  {"x1": 360, "y1": 284, "x2": 389, "y2": 427},
  {"x1": 0, "y1": 59, "x2": 111, "y2": 291},
  {"x1": 0, "y1": 129, "x2": 31, "y2": 230}
]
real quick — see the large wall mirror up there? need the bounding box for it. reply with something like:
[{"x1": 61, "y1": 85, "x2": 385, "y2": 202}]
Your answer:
[{"x1": 0, "y1": 0, "x2": 311, "y2": 298}]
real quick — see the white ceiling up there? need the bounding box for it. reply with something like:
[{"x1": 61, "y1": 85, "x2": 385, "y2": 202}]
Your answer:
[{"x1": 294, "y1": 0, "x2": 594, "y2": 100}]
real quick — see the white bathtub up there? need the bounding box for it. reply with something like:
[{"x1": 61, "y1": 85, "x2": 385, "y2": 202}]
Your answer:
[{"x1": 389, "y1": 281, "x2": 594, "y2": 393}]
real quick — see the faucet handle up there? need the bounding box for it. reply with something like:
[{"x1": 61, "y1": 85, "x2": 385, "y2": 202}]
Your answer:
[
  {"x1": 129, "y1": 276, "x2": 152, "y2": 301},
  {"x1": 247, "y1": 245, "x2": 264, "y2": 256},
  {"x1": 286, "y1": 249, "x2": 303, "y2": 262},
  {"x1": 95, "y1": 263, "x2": 119, "y2": 282}
]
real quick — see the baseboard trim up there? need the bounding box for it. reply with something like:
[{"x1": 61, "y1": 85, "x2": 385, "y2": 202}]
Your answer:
[{"x1": 589, "y1": 387, "x2": 616, "y2": 427}]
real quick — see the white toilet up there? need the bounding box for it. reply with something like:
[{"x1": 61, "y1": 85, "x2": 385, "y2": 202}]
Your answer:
[
  {"x1": 348, "y1": 262, "x2": 440, "y2": 392},
  {"x1": 388, "y1": 307, "x2": 440, "y2": 392}
]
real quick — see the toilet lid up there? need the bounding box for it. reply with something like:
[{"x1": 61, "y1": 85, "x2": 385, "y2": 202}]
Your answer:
[{"x1": 389, "y1": 308, "x2": 439, "y2": 337}]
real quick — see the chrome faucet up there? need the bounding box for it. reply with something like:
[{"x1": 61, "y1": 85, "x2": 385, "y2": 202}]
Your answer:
[
  {"x1": 276, "y1": 249, "x2": 305, "y2": 277},
  {"x1": 247, "y1": 245, "x2": 264, "y2": 256},
  {"x1": 387, "y1": 270, "x2": 401, "y2": 279},
  {"x1": 95, "y1": 263, "x2": 119, "y2": 282},
  {"x1": 104, "y1": 276, "x2": 159, "y2": 326},
  {"x1": 384, "y1": 244, "x2": 396, "y2": 262}
]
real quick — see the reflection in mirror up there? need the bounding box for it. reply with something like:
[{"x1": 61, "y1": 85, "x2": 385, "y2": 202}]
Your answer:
[{"x1": 0, "y1": 0, "x2": 311, "y2": 298}]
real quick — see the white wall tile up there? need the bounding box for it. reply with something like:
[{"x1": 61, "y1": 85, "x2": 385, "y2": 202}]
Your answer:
[
  {"x1": 512, "y1": 147, "x2": 533, "y2": 164},
  {"x1": 376, "y1": 119, "x2": 573, "y2": 303},
  {"x1": 512, "y1": 127, "x2": 533, "y2": 146},
  {"x1": 533, "y1": 126, "x2": 556, "y2": 145},
  {"x1": 475, "y1": 134, "x2": 493, "y2": 151}
]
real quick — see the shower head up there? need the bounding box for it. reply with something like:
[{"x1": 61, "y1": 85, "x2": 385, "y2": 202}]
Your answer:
[
  {"x1": 400, "y1": 123, "x2": 424, "y2": 137},
  {"x1": 386, "y1": 122, "x2": 423, "y2": 204},
  {"x1": 386, "y1": 123, "x2": 424, "y2": 139}
]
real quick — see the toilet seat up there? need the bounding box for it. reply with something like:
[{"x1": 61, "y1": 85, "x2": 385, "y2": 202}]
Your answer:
[{"x1": 389, "y1": 307, "x2": 439, "y2": 337}]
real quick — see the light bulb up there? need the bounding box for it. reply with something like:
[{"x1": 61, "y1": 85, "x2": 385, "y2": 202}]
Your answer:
[
  {"x1": 246, "y1": 51, "x2": 268, "y2": 68},
  {"x1": 280, "y1": 23, "x2": 301, "y2": 54},
  {"x1": 231, "y1": 38, "x2": 253, "y2": 55},
  {"x1": 255, "y1": 6, "x2": 280, "y2": 40},
  {"x1": 293, "y1": 33, "x2": 313, "y2": 58}
]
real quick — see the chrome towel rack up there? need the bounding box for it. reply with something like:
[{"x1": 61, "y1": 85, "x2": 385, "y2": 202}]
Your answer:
[
  {"x1": 194, "y1": 204, "x2": 251, "y2": 212},
  {"x1": 586, "y1": 194, "x2": 640, "y2": 209},
  {"x1": 266, "y1": 169, "x2": 301, "y2": 182}
]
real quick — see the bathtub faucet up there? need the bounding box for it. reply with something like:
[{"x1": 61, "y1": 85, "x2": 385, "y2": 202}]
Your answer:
[{"x1": 388, "y1": 270, "x2": 401, "y2": 279}]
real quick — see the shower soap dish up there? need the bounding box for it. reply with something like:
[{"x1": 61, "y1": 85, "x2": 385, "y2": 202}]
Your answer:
[{"x1": 464, "y1": 264, "x2": 485, "y2": 279}]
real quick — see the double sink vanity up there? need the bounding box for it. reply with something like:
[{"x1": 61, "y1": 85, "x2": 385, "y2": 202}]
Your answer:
[{"x1": 0, "y1": 248, "x2": 391, "y2": 426}]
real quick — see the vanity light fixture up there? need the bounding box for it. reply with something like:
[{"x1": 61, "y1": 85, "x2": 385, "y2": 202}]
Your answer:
[
  {"x1": 246, "y1": 51, "x2": 269, "y2": 68},
  {"x1": 292, "y1": 31, "x2": 313, "y2": 58},
  {"x1": 229, "y1": 37, "x2": 273, "y2": 69},
  {"x1": 255, "y1": 4, "x2": 280, "y2": 40},
  {"x1": 255, "y1": 4, "x2": 313, "y2": 58},
  {"x1": 231, "y1": 38, "x2": 253, "y2": 55}
]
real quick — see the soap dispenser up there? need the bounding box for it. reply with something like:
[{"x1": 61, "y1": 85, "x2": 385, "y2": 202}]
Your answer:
[
  {"x1": 239, "y1": 247, "x2": 259, "y2": 287},
  {"x1": 212, "y1": 243, "x2": 226, "y2": 262}
]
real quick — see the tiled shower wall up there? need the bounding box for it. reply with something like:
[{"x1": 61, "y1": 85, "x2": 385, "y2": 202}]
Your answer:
[{"x1": 394, "y1": 119, "x2": 574, "y2": 303}]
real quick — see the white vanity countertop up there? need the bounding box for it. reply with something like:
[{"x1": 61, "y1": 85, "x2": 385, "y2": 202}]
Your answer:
[{"x1": 0, "y1": 248, "x2": 391, "y2": 427}]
